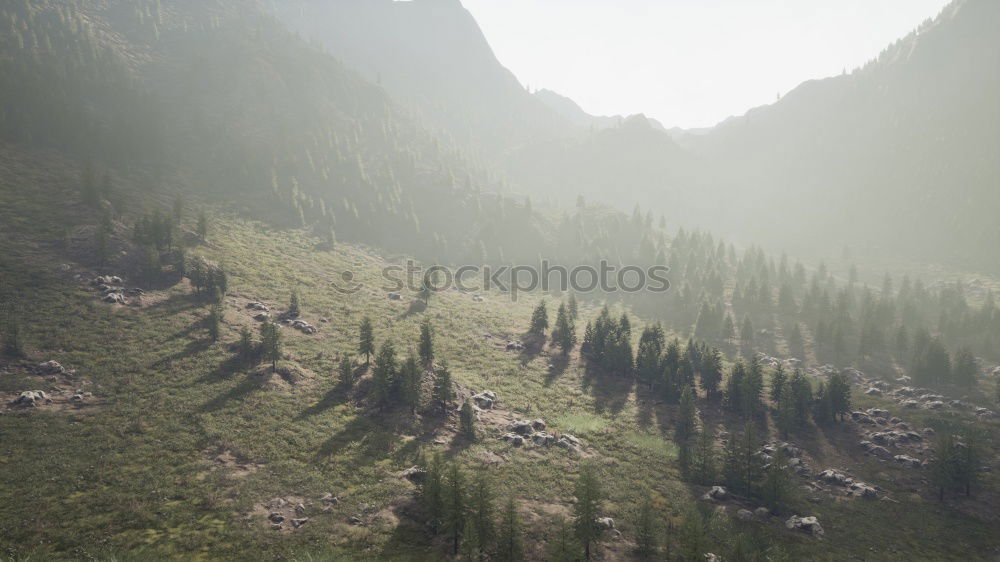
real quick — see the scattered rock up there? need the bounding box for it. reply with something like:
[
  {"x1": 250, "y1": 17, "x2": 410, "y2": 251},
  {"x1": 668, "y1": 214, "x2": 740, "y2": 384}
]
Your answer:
[
  {"x1": 736, "y1": 509, "x2": 753, "y2": 522},
  {"x1": 400, "y1": 466, "x2": 427, "y2": 483},
  {"x1": 319, "y1": 493, "x2": 339, "y2": 504},
  {"x1": 9, "y1": 390, "x2": 51, "y2": 407},
  {"x1": 531, "y1": 432, "x2": 557, "y2": 446},
  {"x1": 505, "y1": 340, "x2": 524, "y2": 351},
  {"x1": 472, "y1": 295, "x2": 484, "y2": 302},
  {"x1": 754, "y1": 507, "x2": 770, "y2": 518},
  {"x1": 246, "y1": 302, "x2": 269, "y2": 311},
  {"x1": 785, "y1": 515, "x2": 824, "y2": 537},
  {"x1": 254, "y1": 312, "x2": 270, "y2": 321},
  {"x1": 818, "y1": 469, "x2": 852, "y2": 486},
  {"x1": 348, "y1": 516, "x2": 363, "y2": 525},
  {"x1": 701, "y1": 486, "x2": 728, "y2": 502},
  {"x1": 501, "y1": 433, "x2": 525, "y2": 446},
  {"x1": 291, "y1": 518, "x2": 309, "y2": 528},
  {"x1": 595, "y1": 517, "x2": 616, "y2": 530},
  {"x1": 37, "y1": 361, "x2": 68, "y2": 375},
  {"x1": 289, "y1": 319, "x2": 316, "y2": 334},
  {"x1": 894, "y1": 455, "x2": 923, "y2": 468},
  {"x1": 507, "y1": 419, "x2": 535, "y2": 436},
  {"x1": 849, "y1": 482, "x2": 878, "y2": 498},
  {"x1": 471, "y1": 390, "x2": 497, "y2": 409},
  {"x1": 556, "y1": 434, "x2": 582, "y2": 452},
  {"x1": 268, "y1": 512, "x2": 285, "y2": 523},
  {"x1": 388, "y1": 292, "x2": 402, "y2": 300}
]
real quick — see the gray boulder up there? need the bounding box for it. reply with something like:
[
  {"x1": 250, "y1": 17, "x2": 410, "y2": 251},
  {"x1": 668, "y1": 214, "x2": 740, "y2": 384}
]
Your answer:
[
  {"x1": 785, "y1": 515, "x2": 824, "y2": 537},
  {"x1": 701, "y1": 486, "x2": 728, "y2": 502},
  {"x1": 10, "y1": 390, "x2": 50, "y2": 407},
  {"x1": 736, "y1": 509, "x2": 753, "y2": 522},
  {"x1": 472, "y1": 391, "x2": 497, "y2": 409}
]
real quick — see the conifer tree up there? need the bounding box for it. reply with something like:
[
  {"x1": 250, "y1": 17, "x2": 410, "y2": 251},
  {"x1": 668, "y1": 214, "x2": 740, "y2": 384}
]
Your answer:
[
  {"x1": 952, "y1": 347, "x2": 978, "y2": 388},
  {"x1": 495, "y1": 497, "x2": 525, "y2": 562},
  {"x1": 459, "y1": 400, "x2": 477, "y2": 441},
  {"x1": 700, "y1": 347, "x2": 723, "y2": 400},
  {"x1": 359, "y1": 316, "x2": 375, "y2": 365},
  {"x1": 238, "y1": 326, "x2": 254, "y2": 364},
  {"x1": 529, "y1": 300, "x2": 549, "y2": 335},
  {"x1": 770, "y1": 364, "x2": 787, "y2": 404},
  {"x1": 419, "y1": 318, "x2": 434, "y2": 365},
  {"x1": 573, "y1": 464, "x2": 602, "y2": 560},
  {"x1": 467, "y1": 470, "x2": 496, "y2": 560},
  {"x1": 552, "y1": 302, "x2": 576, "y2": 354},
  {"x1": 761, "y1": 447, "x2": 792, "y2": 510},
  {"x1": 678, "y1": 506, "x2": 706, "y2": 562},
  {"x1": 432, "y1": 362, "x2": 455, "y2": 414},
  {"x1": 827, "y1": 372, "x2": 852, "y2": 421},
  {"x1": 196, "y1": 209, "x2": 209, "y2": 240},
  {"x1": 207, "y1": 301, "x2": 222, "y2": 342},
  {"x1": 372, "y1": 340, "x2": 397, "y2": 409},
  {"x1": 288, "y1": 289, "x2": 301, "y2": 318},
  {"x1": 567, "y1": 293, "x2": 579, "y2": 322},
  {"x1": 724, "y1": 421, "x2": 762, "y2": 498},
  {"x1": 420, "y1": 453, "x2": 445, "y2": 533},
  {"x1": 693, "y1": 427, "x2": 717, "y2": 485},
  {"x1": 400, "y1": 353, "x2": 422, "y2": 414},
  {"x1": 724, "y1": 361, "x2": 746, "y2": 415},
  {"x1": 789, "y1": 369, "x2": 812, "y2": 424},
  {"x1": 444, "y1": 463, "x2": 468, "y2": 555},
  {"x1": 548, "y1": 517, "x2": 581, "y2": 562},
  {"x1": 260, "y1": 320, "x2": 281, "y2": 371},
  {"x1": 813, "y1": 382, "x2": 834, "y2": 425}
]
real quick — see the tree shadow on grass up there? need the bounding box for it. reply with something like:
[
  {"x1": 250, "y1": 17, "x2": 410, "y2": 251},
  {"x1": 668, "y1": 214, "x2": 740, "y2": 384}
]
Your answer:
[
  {"x1": 581, "y1": 362, "x2": 633, "y2": 415},
  {"x1": 544, "y1": 353, "x2": 570, "y2": 386},
  {"x1": 198, "y1": 375, "x2": 263, "y2": 413}
]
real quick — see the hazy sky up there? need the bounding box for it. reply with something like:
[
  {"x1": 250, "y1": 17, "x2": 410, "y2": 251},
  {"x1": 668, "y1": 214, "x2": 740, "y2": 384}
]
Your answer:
[{"x1": 462, "y1": 0, "x2": 951, "y2": 128}]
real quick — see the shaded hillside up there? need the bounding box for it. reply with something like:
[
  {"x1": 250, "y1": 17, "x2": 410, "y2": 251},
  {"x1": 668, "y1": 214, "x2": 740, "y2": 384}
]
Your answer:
[{"x1": 273, "y1": 0, "x2": 575, "y2": 158}]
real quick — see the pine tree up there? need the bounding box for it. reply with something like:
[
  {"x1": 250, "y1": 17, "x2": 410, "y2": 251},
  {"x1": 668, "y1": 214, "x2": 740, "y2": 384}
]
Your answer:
[
  {"x1": 813, "y1": 382, "x2": 834, "y2": 425},
  {"x1": 789, "y1": 369, "x2": 812, "y2": 424},
  {"x1": 827, "y1": 372, "x2": 852, "y2": 421},
  {"x1": 724, "y1": 421, "x2": 762, "y2": 498},
  {"x1": 529, "y1": 300, "x2": 549, "y2": 335},
  {"x1": 573, "y1": 464, "x2": 602, "y2": 560},
  {"x1": 567, "y1": 293, "x2": 579, "y2": 322},
  {"x1": 693, "y1": 427, "x2": 717, "y2": 485},
  {"x1": 432, "y1": 362, "x2": 455, "y2": 414},
  {"x1": 207, "y1": 301, "x2": 222, "y2": 342},
  {"x1": 770, "y1": 364, "x2": 787, "y2": 404},
  {"x1": 372, "y1": 340, "x2": 397, "y2": 409},
  {"x1": 420, "y1": 453, "x2": 445, "y2": 533},
  {"x1": 495, "y1": 497, "x2": 525, "y2": 562},
  {"x1": 724, "y1": 361, "x2": 746, "y2": 415},
  {"x1": 722, "y1": 313, "x2": 736, "y2": 343},
  {"x1": 634, "y1": 496, "x2": 658, "y2": 560},
  {"x1": 419, "y1": 318, "x2": 434, "y2": 365},
  {"x1": 676, "y1": 386, "x2": 697, "y2": 444},
  {"x1": 775, "y1": 391, "x2": 796, "y2": 439},
  {"x1": 196, "y1": 209, "x2": 209, "y2": 240},
  {"x1": 459, "y1": 400, "x2": 476, "y2": 441},
  {"x1": 467, "y1": 470, "x2": 496, "y2": 560},
  {"x1": 288, "y1": 289, "x2": 301, "y2": 318},
  {"x1": 359, "y1": 316, "x2": 375, "y2": 365},
  {"x1": 761, "y1": 447, "x2": 792, "y2": 511},
  {"x1": 678, "y1": 506, "x2": 706, "y2": 562},
  {"x1": 444, "y1": 463, "x2": 467, "y2": 555},
  {"x1": 740, "y1": 356, "x2": 764, "y2": 417},
  {"x1": 548, "y1": 517, "x2": 581, "y2": 562},
  {"x1": 260, "y1": 320, "x2": 281, "y2": 371},
  {"x1": 700, "y1": 347, "x2": 723, "y2": 400},
  {"x1": 400, "y1": 353, "x2": 422, "y2": 414},
  {"x1": 238, "y1": 326, "x2": 254, "y2": 364},
  {"x1": 552, "y1": 302, "x2": 576, "y2": 354}
]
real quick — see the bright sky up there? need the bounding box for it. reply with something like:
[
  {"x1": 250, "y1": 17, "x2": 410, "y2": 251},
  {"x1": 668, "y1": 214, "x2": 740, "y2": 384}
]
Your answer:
[{"x1": 462, "y1": 0, "x2": 951, "y2": 128}]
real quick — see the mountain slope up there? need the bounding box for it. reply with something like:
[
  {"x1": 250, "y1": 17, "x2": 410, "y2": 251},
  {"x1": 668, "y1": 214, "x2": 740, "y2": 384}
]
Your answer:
[
  {"x1": 273, "y1": 0, "x2": 575, "y2": 158},
  {"x1": 681, "y1": 0, "x2": 1000, "y2": 267}
]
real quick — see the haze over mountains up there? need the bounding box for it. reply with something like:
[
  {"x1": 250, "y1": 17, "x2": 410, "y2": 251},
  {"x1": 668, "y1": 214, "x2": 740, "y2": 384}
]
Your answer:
[{"x1": 277, "y1": 0, "x2": 1000, "y2": 270}]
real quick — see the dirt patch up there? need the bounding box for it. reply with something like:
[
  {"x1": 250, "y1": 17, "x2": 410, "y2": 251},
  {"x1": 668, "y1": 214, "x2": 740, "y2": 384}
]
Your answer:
[
  {"x1": 249, "y1": 496, "x2": 314, "y2": 534},
  {"x1": 206, "y1": 448, "x2": 263, "y2": 478}
]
